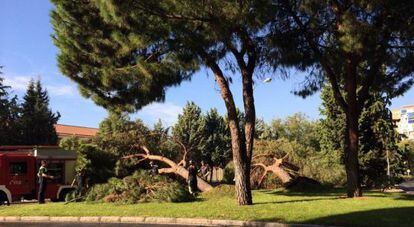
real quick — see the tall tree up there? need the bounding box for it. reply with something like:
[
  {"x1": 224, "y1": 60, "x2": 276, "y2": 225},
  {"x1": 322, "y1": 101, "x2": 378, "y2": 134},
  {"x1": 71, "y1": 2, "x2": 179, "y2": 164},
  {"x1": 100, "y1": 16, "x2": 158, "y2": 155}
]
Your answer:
[
  {"x1": 172, "y1": 102, "x2": 205, "y2": 164},
  {"x1": 202, "y1": 108, "x2": 232, "y2": 168},
  {"x1": 274, "y1": 0, "x2": 414, "y2": 197},
  {"x1": 0, "y1": 74, "x2": 20, "y2": 145},
  {"x1": 51, "y1": 0, "x2": 282, "y2": 204},
  {"x1": 20, "y1": 80, "x2": 60, "y2": 145},
  {"x1": 320, "y1": 85, "x2": 400, "y2": 188}
]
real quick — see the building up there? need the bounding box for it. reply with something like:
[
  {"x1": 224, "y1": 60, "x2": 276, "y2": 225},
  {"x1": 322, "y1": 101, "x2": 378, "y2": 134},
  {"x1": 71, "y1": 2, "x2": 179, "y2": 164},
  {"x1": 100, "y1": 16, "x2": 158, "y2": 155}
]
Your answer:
[
  {"x1": 54, "y1": 124, "x2": 99, "y2": 140},
  {"x1": 392, "y1": 105, "x2": 414, "y2": 140}
]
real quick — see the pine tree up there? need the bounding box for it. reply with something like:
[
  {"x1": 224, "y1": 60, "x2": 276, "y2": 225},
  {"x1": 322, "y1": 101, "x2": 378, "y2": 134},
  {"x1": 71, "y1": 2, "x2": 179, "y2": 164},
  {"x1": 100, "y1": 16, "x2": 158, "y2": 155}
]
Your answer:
[
  {"x1": 172, "y1": 102, "x2": 205, "y2": 164},
  {"x1": 19, "y1": 80, "x2": 60, "y2": 145},
  {"x1": 51, "y1": 0, "x2": 288, "y2": 205},
  {"x1": 202, "y1": 108, "x2": 232, "y2": 168},
  {"x1": 0, "y1": 72, "x2": 20, "y2": 145},
  {"x1": 274, "y1": 0, "x2": 414, "y2": 197},
  {"x1": 320, "y1": 85, "x2": 399, "y2": 188}
]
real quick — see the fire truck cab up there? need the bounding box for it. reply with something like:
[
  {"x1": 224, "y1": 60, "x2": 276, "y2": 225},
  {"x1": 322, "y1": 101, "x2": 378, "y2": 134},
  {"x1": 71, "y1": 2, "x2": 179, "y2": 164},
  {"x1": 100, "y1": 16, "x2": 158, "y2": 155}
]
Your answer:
[{"x1": 0, "y1": 146, "x2": 77, "y2": 204}]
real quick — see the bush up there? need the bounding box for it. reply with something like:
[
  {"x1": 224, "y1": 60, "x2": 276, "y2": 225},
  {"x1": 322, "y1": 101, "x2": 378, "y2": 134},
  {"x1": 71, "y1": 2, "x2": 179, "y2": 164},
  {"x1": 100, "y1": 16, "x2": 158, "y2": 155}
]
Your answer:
[{"x1": 85, "y1": 170, "x2": 195, "y2": 204}]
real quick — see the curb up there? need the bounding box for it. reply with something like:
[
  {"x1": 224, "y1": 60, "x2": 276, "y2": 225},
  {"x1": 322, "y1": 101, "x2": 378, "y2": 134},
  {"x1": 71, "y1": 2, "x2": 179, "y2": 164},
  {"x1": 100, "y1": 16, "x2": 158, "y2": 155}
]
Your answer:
[{"x1": 0, "y1": 216, "x2": 323, "y2": 226}]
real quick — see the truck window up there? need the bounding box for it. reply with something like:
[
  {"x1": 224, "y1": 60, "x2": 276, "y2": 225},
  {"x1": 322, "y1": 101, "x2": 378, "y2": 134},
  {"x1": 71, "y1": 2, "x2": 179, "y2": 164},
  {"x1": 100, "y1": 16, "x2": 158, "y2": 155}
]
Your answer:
[{"x1": 10, "y1": 162, "x2": 27, "y2": 175}]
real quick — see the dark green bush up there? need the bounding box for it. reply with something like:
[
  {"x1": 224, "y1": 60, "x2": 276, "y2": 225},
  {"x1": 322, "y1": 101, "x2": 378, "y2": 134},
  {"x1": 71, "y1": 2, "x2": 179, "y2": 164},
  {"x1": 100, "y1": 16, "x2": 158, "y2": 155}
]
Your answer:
[{"x1": 85, "y1": 170, "x2": 195, "y2": 204}]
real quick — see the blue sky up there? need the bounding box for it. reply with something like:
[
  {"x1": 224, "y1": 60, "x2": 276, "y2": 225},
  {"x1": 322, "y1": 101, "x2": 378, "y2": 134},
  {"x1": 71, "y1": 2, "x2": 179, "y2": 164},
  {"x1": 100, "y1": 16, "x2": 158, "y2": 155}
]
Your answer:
[{"x1": 1, "y1": 0, "x2": 413, "y2": 128}]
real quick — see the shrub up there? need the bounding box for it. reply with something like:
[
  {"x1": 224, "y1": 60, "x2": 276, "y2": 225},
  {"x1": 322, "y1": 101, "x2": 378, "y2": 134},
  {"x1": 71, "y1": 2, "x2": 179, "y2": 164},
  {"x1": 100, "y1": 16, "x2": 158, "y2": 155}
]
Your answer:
[{"x1": 85, "y1": 170, "x2": 195, "y2": 204}]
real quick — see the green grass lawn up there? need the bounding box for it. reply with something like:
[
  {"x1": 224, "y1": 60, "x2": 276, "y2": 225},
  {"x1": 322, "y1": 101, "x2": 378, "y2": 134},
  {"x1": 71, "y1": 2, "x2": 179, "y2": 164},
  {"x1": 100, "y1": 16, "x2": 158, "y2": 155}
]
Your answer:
[{"x1": 1, "y1": 189, "x2": 413, "y2": 227}]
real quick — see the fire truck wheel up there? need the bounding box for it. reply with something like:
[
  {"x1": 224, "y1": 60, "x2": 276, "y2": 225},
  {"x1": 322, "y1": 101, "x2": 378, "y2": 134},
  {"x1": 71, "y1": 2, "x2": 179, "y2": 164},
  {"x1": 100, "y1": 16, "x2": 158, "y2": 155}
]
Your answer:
[{"x1": 0, "y1": 191, "x2": 9, "y2": 206}]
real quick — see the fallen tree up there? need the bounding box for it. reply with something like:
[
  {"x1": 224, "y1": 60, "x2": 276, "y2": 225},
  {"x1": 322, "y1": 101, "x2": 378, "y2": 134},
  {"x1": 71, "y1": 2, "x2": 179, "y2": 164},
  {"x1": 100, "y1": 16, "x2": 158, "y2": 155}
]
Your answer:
[
  {"x1": 122, "y1": 145, "x2": 213, "y2": 192},
  {"x1": 252, "y1": 154, "x2": 321, "y2": 190},
  {"x1": 252, "y1": 154, "x2": 298, "y2": 187}
]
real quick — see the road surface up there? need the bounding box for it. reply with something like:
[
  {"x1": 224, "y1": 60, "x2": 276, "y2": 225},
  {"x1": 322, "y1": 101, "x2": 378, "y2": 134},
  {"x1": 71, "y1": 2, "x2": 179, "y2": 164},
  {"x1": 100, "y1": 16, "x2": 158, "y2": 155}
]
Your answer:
[{"x1": 398, "y1": 179, "x2": 414, "y2": 193}]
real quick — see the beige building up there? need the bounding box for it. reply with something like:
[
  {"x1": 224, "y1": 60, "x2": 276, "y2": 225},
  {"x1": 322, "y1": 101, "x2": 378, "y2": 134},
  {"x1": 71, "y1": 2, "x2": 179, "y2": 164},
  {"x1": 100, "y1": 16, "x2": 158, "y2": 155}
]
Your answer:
[{"x1": 392, "y1": 105, "x2": 414, "y2": 140}]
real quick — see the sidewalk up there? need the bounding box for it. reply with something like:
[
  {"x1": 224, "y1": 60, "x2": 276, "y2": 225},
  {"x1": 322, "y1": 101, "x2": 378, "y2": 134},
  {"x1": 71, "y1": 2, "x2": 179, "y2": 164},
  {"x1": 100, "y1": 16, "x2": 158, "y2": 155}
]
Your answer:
[{"x1": 0, "y1": 216, "x2": 324, "y2": 227}]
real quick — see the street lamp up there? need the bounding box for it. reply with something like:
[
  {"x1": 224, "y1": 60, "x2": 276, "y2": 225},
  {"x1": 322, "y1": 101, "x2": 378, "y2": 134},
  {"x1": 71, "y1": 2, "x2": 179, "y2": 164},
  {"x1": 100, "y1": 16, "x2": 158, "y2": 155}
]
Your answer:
[{"x1": 263, "y1": 78, "x2": 272, "y2": 83}]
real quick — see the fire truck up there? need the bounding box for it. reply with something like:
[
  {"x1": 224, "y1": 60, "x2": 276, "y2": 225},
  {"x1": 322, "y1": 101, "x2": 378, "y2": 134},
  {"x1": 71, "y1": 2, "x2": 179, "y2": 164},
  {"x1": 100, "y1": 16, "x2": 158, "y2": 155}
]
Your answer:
[{"x1": 0, "y1": 146, "x2": 77, "y2": 204}]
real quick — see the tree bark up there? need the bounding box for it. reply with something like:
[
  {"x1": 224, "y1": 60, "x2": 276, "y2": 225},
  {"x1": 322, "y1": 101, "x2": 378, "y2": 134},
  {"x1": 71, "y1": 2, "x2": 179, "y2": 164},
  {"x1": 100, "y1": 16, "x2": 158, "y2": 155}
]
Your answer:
[
  {"x1": 253, "y1": 158, "x2": 294, "y2": 187},
  {"x1": 201, "y1": 52, "x2": 252, "y2": 205},
  {"x1": 344, "y1": 56, "x2": 362, "y2": 197},
  {"x1": 241, "y1": 69, "x2": 255, "y2": 205}
]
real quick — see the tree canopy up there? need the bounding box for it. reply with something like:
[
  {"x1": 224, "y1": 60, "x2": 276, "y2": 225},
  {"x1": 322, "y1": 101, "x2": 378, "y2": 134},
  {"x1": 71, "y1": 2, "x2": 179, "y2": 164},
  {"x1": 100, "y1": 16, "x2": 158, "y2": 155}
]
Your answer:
[
  {"x1": 19, "y1": 80, "x2": 60, "y2": 145},
  {"x1": 272, "y1": 0, "x2": 414, "y2": 197}
]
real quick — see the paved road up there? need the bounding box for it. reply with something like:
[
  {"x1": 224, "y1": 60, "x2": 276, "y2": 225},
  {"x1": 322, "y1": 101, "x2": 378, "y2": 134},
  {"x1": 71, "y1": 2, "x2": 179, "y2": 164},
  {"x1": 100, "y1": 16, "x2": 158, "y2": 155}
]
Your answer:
[
  {"x1": 0, "y1": 223, "x2": 196, "y2": 227},
  {"x1": 398, "y1": 179, "x2": 414, "y2": 192}
]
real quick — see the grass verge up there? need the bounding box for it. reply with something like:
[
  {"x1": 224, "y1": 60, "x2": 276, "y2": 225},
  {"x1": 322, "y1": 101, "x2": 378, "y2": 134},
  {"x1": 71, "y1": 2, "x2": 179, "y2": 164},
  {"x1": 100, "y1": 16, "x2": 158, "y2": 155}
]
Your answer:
[{"x1": 1, "y1": 189, "x2": 413, "y2": 227}]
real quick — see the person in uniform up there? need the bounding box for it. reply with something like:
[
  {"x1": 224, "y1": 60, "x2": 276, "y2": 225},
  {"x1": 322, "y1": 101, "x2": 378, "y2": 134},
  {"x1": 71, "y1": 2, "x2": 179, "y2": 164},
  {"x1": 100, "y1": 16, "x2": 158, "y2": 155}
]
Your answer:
[
  {"x1": 187, "y1": 160, "x2": 198, "y2": 195},
  {"x1": 37, "y1": 160, "x2": 54, "y2": 204},
  {"x1": 71, "y1": 169, "x2": 88, "y2": 197}
]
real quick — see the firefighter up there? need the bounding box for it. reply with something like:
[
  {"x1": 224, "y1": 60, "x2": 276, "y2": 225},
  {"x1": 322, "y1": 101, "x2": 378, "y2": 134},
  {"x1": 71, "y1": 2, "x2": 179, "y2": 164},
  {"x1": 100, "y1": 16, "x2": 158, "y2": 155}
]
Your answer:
[
  {"x1": 37, "y1": 160, "x2": 54, "y2": 204},
  {"x1": 71, "y1": 169, "x2": 88, "y2": 197}
]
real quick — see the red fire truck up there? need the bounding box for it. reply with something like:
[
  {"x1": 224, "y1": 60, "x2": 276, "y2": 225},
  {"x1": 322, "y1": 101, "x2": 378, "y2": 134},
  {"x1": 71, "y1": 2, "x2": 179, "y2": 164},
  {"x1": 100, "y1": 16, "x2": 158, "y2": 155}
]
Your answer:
[{"x1": 0, "y1": 146, "x2": 77, "y2": 204}]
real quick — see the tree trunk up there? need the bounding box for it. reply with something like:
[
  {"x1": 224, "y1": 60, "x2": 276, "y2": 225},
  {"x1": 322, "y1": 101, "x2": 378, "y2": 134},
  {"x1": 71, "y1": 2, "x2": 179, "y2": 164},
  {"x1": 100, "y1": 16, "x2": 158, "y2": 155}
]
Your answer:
[
  {"x1": 241, "y1": 70, "x2": 255, "y2": 205},
  {"x1": 344, "y1": 56, "x2": 362, "y2": 198},
  {"x1": 344, "y1": 110, "x2": 362, "y2": 197},
  {"x1": 202, "y1": 52, "x2": 252, "y2": 205}
]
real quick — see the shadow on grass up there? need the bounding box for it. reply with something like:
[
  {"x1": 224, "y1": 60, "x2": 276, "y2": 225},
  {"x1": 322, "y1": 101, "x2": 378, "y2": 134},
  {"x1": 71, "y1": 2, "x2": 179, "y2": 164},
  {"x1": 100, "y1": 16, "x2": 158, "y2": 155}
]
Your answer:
[
  {"x1": 260, "y1": 188, "x2": 344, "y2": 197},
  {"x1": 254, "y1": 197, "x2": 342, "y2": 205},
  {"x1": 257, "y1": 207, "x2": 414, "y2": 227},
  {"x1": 260, "y1": 188, "x2": 414, "y2": 201}
]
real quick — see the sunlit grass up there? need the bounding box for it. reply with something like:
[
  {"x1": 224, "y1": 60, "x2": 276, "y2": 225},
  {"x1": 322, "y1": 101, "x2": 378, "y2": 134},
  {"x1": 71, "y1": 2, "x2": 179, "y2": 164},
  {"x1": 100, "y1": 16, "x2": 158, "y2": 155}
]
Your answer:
[{"x1": 1, "y1": 189, "x2": 413, "y2": 227}]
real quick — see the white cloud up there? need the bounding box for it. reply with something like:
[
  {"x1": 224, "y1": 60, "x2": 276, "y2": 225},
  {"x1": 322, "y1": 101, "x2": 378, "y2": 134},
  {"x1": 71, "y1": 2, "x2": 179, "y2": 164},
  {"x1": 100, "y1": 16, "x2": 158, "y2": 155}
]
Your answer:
[
  {"x1": 46, "y1": 85, "x2": 76, "y2": 96},
  {"x1": 2, "y1": 75, "x2": 76, "y2": 96},
  {"x1": 137, "y1": 102, "x2": 182, "y2": 126},
  {"x1": 2, "y1": 76, "x2": 31, "y2": 90}
]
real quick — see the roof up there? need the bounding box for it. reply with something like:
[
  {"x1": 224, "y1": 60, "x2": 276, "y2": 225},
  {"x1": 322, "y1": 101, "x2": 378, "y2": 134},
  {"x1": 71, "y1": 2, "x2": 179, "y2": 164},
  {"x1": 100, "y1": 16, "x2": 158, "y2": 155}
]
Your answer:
[
  {"x1": 0, "y1": 146, "x2": 77, "y2": 159},
  {"x1": 54, "y1": 124, "x2": 99, "y2": 138}
]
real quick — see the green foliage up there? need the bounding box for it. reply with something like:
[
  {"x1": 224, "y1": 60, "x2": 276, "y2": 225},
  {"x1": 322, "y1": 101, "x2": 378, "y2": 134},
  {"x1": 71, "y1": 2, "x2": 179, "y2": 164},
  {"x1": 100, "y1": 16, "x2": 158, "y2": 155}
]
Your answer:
[
  {"x1": 223, "y1": 161, "x2": 235, "y2": 184},
  {"x1": 320, "y1": 85, "x2": 401, "y2": 187},
  {"x1": 253, "y1": 114, "x2": 346, "y2": 187},
  {"x1": 201, "y1": 108, "x2": 232, "y2": 167},
  {"x1": 85, "y1": 170, "x2": 195, "y2": 203},
  {"x1": 171, "y1": 103, "x2": 232, "y2": 167},
  {"x1": 60, "y1": 136, "x2": 115, "y2": 185},
  {"x1": 0, "y1": 74, "x2": 20, "y2": 145},
  {"x1": 51, "y1": 0, "x2": 200, "y2": 112},
  {"x1": 397, "y1": 140, "x2": 414, "y2": 176},
  {"x1": 95, "y1": 112, "x2": 152, "y2": 157},
  {"x1": 276, "y1": 0, "x2": 414, "y2": 99},
  {"x1": 19, "y1": 80, "x2": 60, "y2": 145},
  {"x1": 172, "y1": 102, "x2": 205, "y2": 162}
]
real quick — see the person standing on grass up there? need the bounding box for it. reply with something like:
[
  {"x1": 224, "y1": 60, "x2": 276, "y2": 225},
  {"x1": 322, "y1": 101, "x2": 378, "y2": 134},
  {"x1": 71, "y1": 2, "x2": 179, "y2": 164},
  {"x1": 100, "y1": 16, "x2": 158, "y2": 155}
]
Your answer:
[
  {"x1": 149, "y1": 161, "x2": 159, "y2": 176},
  {"x1": 71, "y1": 169, "x2": 88, "y2": 197},
  {"x1": 199, "y1": 161, "x2": 211, "y2": 182},
  {"x1": 37, "y1": 160, "x2": 54, "y2": 204},
  {"x1": 187, "y1": 160, "x2": 198, "y2": 195}
]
